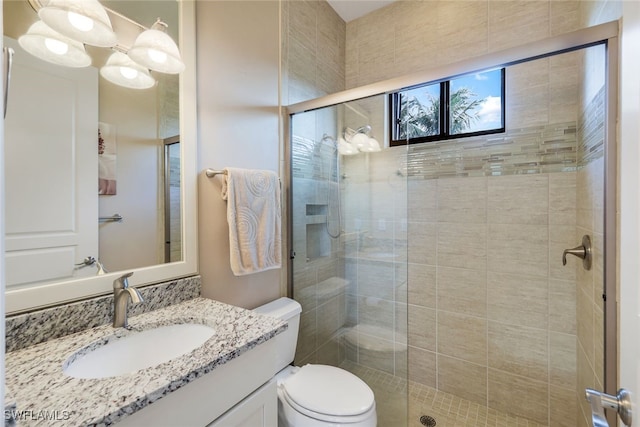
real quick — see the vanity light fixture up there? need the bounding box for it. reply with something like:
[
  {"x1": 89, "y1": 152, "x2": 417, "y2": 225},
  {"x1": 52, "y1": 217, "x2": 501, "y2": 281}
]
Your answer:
[
  {"x1": 337, "y1": 137, "x2": 359, "y2": 156},
  {"x1": 100, "y1": 51, "x2": 155, "y2": 90},
  {"x1": 37, "y1": 0, "x2": 117, "y2": 47},
  {"x1": 341, "y1": 125, "x2": 382, "y2": 154},
  {"x1": 18, "y1": 20, "x2": 91, "y2": 68},
  {"x1": 127, "y1": 19, "x2": 185, "y2": 74},
  {"x1": 21, "y1": 0, "x2": 184, "y2": 89},
  {"x1": 360, "y1": 137, "x2": 381, "y2": 152}
]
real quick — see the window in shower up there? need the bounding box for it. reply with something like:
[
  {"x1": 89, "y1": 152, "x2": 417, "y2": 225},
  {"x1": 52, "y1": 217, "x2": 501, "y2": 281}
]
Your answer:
[{"x1": 390, "y1": 68, "x2": 505, "y2": 145}]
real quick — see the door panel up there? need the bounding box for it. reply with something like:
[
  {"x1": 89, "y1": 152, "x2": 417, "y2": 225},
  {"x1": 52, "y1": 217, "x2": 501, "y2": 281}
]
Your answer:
[
  {"x1": 618, "y1": 2, "x2": 640, "y2": 426},
  {"x1": 4, "y1": 36, "x2": 98, "y2": 287}
]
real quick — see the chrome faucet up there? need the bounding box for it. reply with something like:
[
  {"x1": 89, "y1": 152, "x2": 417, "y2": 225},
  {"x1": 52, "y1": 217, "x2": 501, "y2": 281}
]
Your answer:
[{"x1": 113, "y1": 272, "x2": 144, "y2": 328}]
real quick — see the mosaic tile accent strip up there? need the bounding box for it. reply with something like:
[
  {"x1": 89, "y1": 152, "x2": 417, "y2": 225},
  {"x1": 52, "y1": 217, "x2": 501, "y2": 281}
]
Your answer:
[
  {"x1": 5, "y1": 276, "x2": 201, "y2": 353},
  {"x1": 578, "y1": 86, "x2": 606, "y2": 167},
  {"x1": 292, "y1": 135, "x2": 338, "y2": 180},
  {"x1": 341, "y1": 360, "x2": 548, "y2": 427},
  {"x1": 293, "y1": 121, "x2": 579, "y2": 181},
  {"x1": 403, "y1": 122, "x2": 578, "y2": 179}
]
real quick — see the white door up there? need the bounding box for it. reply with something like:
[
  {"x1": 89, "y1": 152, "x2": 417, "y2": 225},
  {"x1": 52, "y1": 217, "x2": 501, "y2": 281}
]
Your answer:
[
  {"x1": 3, "y1": 36, "x2": 98, "y2": 288},
  {"x1": 610, "y1": 2, "x2": 640, "y2": 427}
]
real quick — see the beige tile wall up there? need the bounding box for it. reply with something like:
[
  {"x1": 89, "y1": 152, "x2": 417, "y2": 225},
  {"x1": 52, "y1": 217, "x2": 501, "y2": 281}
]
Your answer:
[
  {"x1": 575, "y1": 121, "x2": 606, "y2": 427},
  {"x1": 345, "y1": 1, "x2": 582, "y2": 90},
  {"x1": 340, "y1": 117, "x2": 409, "y2": 379},
  {"x1": 286, "y1": 1, "x2": 614, "y2": 426},
  {"x1": 282, "y1": 0, "x2": 345, "y2": 105},
  {"x1": 340, "y1": 3, "x2": 614, "y2": 425},
  {"x1": 286, "y1": 0, "x2": 348, "y2": 366},
  {"x1": 401, "y1": 171, "x2": 577, "y2": 426}
]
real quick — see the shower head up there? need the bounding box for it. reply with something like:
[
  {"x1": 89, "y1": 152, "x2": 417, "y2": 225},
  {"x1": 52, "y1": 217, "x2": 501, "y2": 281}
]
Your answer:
[{"x1": 321, "y1": 133, "x2": 335, "y2": 143}]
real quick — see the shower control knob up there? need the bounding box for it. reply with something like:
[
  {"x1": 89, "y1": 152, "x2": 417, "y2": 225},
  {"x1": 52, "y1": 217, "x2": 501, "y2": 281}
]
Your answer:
[{"x1": 562, "y1": 234, "x2": 592, "y2": 270}]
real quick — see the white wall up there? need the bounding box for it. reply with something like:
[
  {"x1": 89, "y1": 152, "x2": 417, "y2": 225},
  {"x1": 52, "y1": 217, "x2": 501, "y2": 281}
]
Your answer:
[
  {"x1": 618, "y1": 0, "x2": 640, "y2": 416},
  {"x1": 196, "y1": 1, "x2": 282, "y2": 308}
]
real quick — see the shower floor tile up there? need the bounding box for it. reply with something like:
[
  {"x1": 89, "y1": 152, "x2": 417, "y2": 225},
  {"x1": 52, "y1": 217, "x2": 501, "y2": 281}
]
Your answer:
[{"x1": 340, "y1": 361, "x2": 548, "y2": 427}]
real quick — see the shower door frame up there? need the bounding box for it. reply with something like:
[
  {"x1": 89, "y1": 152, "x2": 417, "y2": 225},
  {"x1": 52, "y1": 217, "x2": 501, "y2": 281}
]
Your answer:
[{"x1": 284, "y1": 20, "x2": 620, "y2": 425}]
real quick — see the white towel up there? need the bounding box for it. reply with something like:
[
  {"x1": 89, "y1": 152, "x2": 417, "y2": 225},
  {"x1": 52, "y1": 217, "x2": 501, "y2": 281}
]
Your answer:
[{"x1": 221, "y1": 167, "x2": 282, "y2": 276}]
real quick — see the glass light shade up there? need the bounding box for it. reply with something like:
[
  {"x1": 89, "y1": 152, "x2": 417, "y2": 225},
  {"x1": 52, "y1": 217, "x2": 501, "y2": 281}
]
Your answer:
[
  {"x1": 350, "y1": 132, "x2": 370, "y2": 149},
  {"x1": 361, "y1": 137, "x2": 381, "y2": 152},
  {"x1": 127, "y1": 20, "x2": 185, "y2": 74},
  {"x1": 100, "y1": 51, "x2": 155, "y2": 89},
  {"x1": 18, "y1": 21, "x2": 91, "y2": 68},
  {"x1": 337, "y1": 138, "x2": 358, "y2": 156},
  {"x1": 38, "y1": 0, "x2": 117, "y2": 47}
]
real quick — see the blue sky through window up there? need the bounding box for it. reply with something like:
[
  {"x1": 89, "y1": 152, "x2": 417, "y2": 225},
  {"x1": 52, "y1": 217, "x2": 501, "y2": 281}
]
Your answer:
[
  {"x1": 450, "y1": 69, "x2": 503, "y2": 133},
  {"x1": 394, "y1": 68, "x2": 504, "y2": 143}
]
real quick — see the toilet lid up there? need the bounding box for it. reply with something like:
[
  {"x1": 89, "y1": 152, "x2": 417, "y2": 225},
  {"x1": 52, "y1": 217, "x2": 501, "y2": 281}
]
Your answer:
[{"x1": 282, "y1": 364, "x2": 374, "y2": 417}]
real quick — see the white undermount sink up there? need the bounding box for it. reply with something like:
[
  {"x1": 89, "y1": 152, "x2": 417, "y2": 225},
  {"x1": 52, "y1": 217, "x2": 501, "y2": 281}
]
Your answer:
[{"x1": 63, "y1": 323, "x2": 216, "y2": 379}]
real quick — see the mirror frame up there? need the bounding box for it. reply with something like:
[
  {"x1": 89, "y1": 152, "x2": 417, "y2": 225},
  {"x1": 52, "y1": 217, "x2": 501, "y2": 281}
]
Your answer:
[{"x1": 5, "y1": 0, "x2": 198, "y2": 314}]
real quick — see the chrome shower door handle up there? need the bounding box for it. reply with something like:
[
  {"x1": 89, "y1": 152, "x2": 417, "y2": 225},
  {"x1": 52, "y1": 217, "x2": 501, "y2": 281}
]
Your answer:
[
  {"x1": 562, "y1": 234, "x2": 592, "y2": 270},
  {"x1": 585, "y1": 388, "x2": 632, "y2": 427},
  {"x1": 3, "y1": 46, "x2": 14, "y2": 119}
]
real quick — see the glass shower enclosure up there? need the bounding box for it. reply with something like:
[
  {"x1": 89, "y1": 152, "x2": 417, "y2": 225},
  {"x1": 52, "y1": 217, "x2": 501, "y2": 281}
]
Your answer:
[
  {"x1": 287, "y1": 25, "x2": 615, "y2": 427},
  {"x1": 289, "y1": 94, "x2": 409, "y2": 426}
]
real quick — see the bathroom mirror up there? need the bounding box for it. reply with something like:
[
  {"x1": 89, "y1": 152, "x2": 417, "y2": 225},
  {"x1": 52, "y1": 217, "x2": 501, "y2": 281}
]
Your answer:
[{"x1": 4, "y1": 0, "x2": 198, "y2": 314}]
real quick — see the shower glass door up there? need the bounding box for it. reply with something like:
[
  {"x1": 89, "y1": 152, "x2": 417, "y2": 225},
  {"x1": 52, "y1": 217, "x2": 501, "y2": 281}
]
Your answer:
[
  {"x1": 289, "y1": 93, "x2": 409, "y2": 426},
  {"x1": 401, "y1": 43, "x2": 608, "y2": 427},
  {"x1": 289, "y1": 40, "x2": 610, "y2": 427}
]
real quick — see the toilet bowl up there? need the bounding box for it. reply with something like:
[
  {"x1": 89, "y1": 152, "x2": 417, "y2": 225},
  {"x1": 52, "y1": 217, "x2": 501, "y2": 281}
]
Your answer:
[
  {"x1": 276, "y1": 365, "x2": 376, "y2": 427},
  {"x1": 342, "y1": 323, "x2": 407, "y2": 372},
  {"x1": 254, "y1": 298, "x2": 377, "y2": 427}
]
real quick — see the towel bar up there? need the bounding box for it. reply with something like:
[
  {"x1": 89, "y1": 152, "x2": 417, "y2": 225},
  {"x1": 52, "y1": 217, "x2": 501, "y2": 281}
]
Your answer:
[
  {"x1": 205, "y1": 168, "x2": 281, "y2": 184},
  {"x1": 205, "y1": 169, "x2": 226, "y2": 178}
]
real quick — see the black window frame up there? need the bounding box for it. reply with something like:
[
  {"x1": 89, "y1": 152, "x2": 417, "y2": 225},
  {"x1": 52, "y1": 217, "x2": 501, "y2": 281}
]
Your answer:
[{"x1": 389, "y1": 68, "x2": 506, "y2": 147}]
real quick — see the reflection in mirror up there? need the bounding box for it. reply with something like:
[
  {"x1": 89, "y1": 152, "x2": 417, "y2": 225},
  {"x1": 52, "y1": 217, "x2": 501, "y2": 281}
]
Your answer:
[
  {"x1": 3, "y1": 1, "x2": 183, "y2": 296},
  {"x1": 164, "y1": 135, "x2": 181, "y2": 263}
]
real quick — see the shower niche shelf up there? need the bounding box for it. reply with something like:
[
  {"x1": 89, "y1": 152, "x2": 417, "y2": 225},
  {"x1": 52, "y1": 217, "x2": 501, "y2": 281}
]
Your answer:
[
  {"x1": 306, "y1": 204, "x2": 328, "y2": 216},
  {"x1": 305, "y1": 203, "x2": 331, "y2": 262}
]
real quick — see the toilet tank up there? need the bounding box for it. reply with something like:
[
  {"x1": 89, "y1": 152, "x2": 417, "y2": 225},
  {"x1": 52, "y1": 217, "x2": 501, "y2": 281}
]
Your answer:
[{"x1": 253, "y1": 297, "x2": 302, "y2": 372}]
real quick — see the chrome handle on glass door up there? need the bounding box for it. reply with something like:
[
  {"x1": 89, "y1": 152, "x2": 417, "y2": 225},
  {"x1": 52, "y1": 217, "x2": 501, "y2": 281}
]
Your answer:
[
  {"x1": 585, "y1": 388, "x2": 632, "y2": 427},
  {"x1": 562, "y1": 234, "x2": 592, "y2": 270}
]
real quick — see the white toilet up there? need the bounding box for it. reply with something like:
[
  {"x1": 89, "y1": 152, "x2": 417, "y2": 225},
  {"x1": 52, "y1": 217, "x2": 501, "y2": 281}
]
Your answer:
[{"x1": 254, "y1": 297, "x2": 377, "y2": 427}]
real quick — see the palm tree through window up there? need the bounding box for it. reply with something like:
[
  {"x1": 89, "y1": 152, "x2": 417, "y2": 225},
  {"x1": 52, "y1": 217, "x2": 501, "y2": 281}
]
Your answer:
[{"x1": 390, "y1": 68, "x2": 505, "y2": 145}]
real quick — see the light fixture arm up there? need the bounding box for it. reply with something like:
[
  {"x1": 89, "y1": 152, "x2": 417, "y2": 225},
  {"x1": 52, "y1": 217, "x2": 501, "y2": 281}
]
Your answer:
[
  {"x1": 343, "y1": 125, "x2": 372, "y2": 140},
  {"x1": 151, "y1": 18, "x2": 169, "y2": 32},
  {"x1": 355, "y1": 125, "x2": 372, "y2": 135}
]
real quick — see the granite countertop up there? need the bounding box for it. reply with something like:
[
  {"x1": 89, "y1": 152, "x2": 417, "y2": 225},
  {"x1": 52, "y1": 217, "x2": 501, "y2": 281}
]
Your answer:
[{"x1": 5, "y1": 297, "x2": 286, "y2": 427}]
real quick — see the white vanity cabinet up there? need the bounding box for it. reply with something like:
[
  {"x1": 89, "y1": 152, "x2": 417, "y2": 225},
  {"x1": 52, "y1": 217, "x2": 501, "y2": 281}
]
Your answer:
[
  {"x1": 117, "y1": 338, "x2": 278, "y2": 426},
  {"x1": 207, "y1": 380, "x2": 277, "y2": 427}
]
